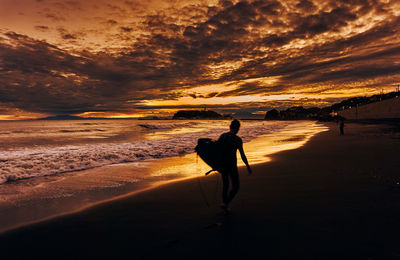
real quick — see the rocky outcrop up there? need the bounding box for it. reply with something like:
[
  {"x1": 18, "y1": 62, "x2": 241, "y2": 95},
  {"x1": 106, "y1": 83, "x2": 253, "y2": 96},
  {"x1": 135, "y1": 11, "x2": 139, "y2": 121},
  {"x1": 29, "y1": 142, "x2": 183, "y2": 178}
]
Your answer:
[{"x1": 264, "y1": 109, "x2": 280, "y2": 120}]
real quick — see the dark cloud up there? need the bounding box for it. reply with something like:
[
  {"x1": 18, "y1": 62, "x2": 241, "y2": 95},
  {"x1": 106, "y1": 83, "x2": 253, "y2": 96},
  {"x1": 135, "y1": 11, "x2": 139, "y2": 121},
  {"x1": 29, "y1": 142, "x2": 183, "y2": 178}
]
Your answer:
[
  {"x1": 120, "y1": 26, "x2": 133, "y2": 32},
  {"x1": 0, "y1": 32, "x2": 149, "y2": 114},
  {"x1": 0, "y1": 28, "x2": 195, "y2": 115},
  {"x1": 206, "y1": 92, "x2": 219, "y2": 98},
  {"x1": 211, "y1": 14, "x2": 400, "y2": 94},
  {"x1": 296, "y1": 0, "x2": 317, "y2": 12},
  {"x1": 141, "y1": 0, "x2": 378, "y2": 88},
  {"x1": 293, "y1": 7, "x2": 357, "y2": 36},
  {"x1": 34, "y1": 25, "x2": 49, "y2": 32}
]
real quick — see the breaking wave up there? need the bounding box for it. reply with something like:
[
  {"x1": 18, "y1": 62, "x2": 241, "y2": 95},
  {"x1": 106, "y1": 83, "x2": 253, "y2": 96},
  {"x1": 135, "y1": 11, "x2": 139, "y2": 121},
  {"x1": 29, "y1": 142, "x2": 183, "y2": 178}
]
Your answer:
[{"x1": 0, "y1": 121, "x2": 289, "y2": 184}]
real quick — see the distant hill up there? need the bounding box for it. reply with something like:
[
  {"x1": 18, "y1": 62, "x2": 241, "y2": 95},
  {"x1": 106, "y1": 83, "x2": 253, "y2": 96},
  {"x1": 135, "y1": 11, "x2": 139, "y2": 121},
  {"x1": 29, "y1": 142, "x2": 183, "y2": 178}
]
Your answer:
[{"x1": 172, "y1": 110, "x2": 228, "y2": 119}]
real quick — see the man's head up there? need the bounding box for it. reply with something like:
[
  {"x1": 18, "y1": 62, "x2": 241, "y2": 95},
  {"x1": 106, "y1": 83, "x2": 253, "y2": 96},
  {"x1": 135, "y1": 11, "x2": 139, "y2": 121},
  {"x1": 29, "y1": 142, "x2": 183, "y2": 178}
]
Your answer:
[{"x1": 230, "y1": 119, "x2": 240, "y2": 134}]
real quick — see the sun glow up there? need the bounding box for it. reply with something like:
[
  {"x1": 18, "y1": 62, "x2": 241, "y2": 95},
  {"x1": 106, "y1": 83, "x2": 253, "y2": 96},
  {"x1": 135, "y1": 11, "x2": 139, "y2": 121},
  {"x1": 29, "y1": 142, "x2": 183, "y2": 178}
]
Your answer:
[{"x1": 75, "y1": 112, "x2": 144, "y2": 118}]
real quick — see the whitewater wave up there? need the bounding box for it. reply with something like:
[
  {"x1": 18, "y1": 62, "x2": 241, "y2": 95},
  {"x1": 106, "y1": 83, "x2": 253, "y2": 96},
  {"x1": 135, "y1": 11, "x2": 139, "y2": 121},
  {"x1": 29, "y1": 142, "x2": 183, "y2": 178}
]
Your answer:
[{"x1": 0, "y1": 121, "x2": 288, "y2": 184}]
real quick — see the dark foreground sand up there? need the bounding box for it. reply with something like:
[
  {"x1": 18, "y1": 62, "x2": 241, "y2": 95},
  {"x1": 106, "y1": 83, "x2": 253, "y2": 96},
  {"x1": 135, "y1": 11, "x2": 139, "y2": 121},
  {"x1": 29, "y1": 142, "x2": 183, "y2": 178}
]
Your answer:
[{"x1": 1, "y1": 122, "x2": 400, "y2": 259}]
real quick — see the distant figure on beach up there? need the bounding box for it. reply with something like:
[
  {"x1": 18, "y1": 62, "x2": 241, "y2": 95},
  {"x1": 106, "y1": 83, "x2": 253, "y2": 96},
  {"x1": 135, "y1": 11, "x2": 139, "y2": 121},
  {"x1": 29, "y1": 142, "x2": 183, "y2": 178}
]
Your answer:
[
  {"x1": 217, "y1": 119, "x2": 252, "y2": 212},
  {"x1": 339, "y1": 118, "x2": 345, "y2": 135}
]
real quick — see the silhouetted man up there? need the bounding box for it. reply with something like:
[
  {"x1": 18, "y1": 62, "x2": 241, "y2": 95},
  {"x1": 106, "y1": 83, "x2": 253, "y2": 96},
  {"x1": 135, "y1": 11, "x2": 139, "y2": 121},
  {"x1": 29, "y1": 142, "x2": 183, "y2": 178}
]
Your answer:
[
  {"x1": 340, "y1": 118, "x2": 345, "y2": 135},
  {"x1": 218, "y1": 119, "x2": 252, "y2": 212}
]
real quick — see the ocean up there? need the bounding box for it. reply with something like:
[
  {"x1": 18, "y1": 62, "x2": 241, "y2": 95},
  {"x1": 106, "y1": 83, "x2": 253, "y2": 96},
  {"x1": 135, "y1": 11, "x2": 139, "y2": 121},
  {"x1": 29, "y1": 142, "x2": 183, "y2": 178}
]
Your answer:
[{"x1": 0, "y1": 119, "x2": 328, "y2": 231}]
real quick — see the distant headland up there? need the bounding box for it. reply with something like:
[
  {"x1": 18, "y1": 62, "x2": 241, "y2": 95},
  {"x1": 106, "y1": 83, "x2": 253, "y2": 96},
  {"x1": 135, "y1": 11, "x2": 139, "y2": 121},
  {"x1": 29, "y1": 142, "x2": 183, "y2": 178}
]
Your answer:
[{"x1": 172, "y1": 110, "x2": 231, "y2": 120}]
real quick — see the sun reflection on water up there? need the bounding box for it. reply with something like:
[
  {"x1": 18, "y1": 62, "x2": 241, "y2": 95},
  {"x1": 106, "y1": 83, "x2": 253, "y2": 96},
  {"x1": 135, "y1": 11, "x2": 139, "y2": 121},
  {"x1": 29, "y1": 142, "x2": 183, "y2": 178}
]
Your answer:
[{"x1": 150, "y1": 121, "x2": 329, "y2": 180}]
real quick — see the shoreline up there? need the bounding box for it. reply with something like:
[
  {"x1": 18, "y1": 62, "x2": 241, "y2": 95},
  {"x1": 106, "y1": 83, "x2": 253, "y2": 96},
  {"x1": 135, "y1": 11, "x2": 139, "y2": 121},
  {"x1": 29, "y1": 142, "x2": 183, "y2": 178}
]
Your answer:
[
  {"x1": 0, "y1": 121, "x2": 327, "y2": 233},
  {"x1": 0, "y1": 174, "x2": 196, "y2": 234},
  {"x1": 2, "y1": 122, "x2": 400, "y2": 258}
]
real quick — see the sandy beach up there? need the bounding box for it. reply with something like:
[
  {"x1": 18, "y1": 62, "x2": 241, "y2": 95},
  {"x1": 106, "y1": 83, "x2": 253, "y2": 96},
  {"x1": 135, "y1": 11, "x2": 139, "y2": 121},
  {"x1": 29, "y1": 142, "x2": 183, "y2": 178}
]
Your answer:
[{"x1": 1, "y1": 122, "x2": 400, "y2": 259}]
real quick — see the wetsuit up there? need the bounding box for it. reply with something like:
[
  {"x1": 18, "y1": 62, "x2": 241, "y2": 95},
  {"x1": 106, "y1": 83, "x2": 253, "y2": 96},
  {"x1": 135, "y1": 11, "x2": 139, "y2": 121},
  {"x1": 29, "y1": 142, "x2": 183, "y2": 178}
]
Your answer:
[{"x1": 217, "y1": 132, "x2": 242, "y2": 205}]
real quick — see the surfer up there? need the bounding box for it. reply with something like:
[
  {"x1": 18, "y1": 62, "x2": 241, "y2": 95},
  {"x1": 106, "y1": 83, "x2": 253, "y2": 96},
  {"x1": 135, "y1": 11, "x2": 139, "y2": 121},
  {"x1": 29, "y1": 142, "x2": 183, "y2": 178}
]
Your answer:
[{"x1": 218, "y1": 119, "x2": 252, "y2": 212}]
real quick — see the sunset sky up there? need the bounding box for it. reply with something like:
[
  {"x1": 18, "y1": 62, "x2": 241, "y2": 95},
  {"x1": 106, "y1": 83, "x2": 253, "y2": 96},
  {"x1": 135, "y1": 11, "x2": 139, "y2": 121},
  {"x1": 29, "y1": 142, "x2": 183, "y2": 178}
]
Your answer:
[{"x1": 0, "y1": 0, "x2": 399, "y2": 119}]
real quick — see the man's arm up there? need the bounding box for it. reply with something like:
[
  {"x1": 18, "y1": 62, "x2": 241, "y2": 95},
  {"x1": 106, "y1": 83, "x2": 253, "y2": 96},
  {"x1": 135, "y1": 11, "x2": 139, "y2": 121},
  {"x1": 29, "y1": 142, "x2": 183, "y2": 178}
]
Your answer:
[{"x1": 238, "y1": 139, "x2": 252, "y2": 175}]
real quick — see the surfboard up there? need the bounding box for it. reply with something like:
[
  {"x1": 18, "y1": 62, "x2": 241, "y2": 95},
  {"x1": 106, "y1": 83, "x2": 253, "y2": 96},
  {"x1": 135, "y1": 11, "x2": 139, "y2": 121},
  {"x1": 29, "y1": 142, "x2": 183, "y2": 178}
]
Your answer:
[{"x1": 195, "y1": 138, "x2": 222, "y2": 175}]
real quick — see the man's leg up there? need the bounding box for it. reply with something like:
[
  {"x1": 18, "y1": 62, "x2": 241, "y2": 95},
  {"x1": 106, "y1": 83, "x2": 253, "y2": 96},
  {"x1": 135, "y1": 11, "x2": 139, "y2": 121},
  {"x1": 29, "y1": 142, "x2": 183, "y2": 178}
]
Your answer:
[
  {"x1": 221, "y1": 172, "x2": 230, "y2": 205},
  {"x1": 227, "y1": 168, "x2": 240, "y2": 204}
]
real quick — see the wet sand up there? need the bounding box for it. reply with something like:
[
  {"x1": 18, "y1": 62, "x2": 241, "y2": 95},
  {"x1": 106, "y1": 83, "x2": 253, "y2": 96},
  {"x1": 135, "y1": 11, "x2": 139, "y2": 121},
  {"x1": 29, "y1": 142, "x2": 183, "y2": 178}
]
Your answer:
[
  {"x1": 1, "y1": 122, "x2": 400, "y2": 259},
  {"x1": 0, "y1": 121, "x2": 325, "y2": 232}
]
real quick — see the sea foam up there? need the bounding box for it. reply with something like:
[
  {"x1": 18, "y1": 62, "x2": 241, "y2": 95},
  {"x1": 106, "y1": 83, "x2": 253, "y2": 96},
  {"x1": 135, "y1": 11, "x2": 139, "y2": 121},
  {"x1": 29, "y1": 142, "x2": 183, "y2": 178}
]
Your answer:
[{"x1": 0, "y1": 121, "x2": 288, "y2": 184}]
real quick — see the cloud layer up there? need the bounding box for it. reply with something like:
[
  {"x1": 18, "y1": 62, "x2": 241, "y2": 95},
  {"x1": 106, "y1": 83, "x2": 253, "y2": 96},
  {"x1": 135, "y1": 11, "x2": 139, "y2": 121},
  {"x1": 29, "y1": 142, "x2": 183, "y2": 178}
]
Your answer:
[{"x1": 0, "y1": 0, "x2": 399, "y2": 117}]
